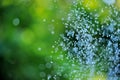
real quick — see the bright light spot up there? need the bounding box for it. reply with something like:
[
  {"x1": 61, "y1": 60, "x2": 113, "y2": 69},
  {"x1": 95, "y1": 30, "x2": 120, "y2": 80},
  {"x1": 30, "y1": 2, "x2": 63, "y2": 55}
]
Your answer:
[
  {"x1": 43, "y1": 19, "x2": 46, "y2": 22},
  {"x1": 51, "y1": 31, "x2": 55, "y2": 34},
  {"x1": 52, "y1": 19, "x2": 55, "y2": 22},
  {"x1": 38, "y1": 47, "x2": 41, "y2": 51}
]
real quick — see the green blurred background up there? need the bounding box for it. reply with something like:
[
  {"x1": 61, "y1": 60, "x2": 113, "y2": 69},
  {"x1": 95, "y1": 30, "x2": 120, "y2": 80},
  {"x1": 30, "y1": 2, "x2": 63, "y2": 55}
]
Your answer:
[{"x1": 0, "y1": 0, "x2": 120, "y2": 80}]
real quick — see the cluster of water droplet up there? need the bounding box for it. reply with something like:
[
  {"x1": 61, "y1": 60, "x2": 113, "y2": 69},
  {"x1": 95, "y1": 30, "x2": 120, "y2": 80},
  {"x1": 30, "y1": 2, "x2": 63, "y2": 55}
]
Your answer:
[{"x1": 59, "y1": 1, "x2": 120, "y2": 79}]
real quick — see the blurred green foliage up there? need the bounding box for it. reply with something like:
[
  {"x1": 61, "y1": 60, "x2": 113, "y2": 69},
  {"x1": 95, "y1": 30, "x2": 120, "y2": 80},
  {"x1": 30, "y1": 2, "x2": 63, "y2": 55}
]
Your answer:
[
  {"x1": 0, "y1": 0, "x2": 72, "y2": 80},
  {"x1": 0, "y1": 0, "x2": 120, "y2": 80}
]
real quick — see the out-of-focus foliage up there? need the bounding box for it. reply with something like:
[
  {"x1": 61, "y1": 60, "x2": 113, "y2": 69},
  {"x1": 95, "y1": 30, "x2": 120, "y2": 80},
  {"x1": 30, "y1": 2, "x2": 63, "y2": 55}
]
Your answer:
[
  {"x1": 0, "y1": 0, "x2": 120, "y2": 80},
  {"x1": 0, "y1": 0, "x2": 73, "y2": 80}
]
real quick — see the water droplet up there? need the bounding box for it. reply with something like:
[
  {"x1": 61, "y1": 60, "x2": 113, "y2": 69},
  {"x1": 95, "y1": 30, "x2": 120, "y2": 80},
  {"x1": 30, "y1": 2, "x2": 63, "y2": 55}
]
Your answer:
[
  {"x1": 40, "y1": 72, "x2": 46, "y2": 77},
  {"x1": 47, "y1": 74, "x2": 51, "y2": 80},
  {"x1": 45, "y1": 63, "x2": 52, "y2": 69},
  {"x1": 13, "y1": 18, "x2": 20, "y2": 26}
]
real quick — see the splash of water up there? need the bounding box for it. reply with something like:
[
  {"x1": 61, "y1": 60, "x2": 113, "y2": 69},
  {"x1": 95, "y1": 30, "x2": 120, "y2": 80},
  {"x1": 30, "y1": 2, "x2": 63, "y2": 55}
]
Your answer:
[{"x1": 58, "y1": 1, "x2": 120, "y2": 79}]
